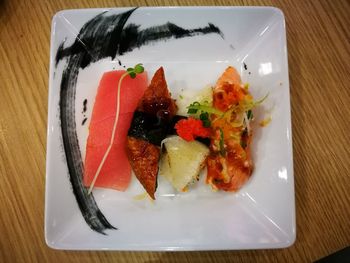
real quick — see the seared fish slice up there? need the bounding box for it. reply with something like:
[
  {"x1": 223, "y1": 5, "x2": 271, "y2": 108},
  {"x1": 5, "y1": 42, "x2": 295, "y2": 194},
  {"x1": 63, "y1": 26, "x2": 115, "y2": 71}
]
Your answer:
[{"x1": 127, "y1": 67, "x2": 177, "y2": 199}]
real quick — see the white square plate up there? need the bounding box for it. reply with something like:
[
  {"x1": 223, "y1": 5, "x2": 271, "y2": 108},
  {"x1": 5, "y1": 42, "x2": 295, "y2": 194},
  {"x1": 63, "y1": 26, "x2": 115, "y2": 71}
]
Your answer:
[{"x1": 45, "y1": 6, "x2": 295, "y2": 250}]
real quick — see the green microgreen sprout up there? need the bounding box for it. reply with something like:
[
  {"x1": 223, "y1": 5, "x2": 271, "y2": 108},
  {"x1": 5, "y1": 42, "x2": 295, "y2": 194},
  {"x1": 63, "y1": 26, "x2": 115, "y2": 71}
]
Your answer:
[
  {"x1": 200, "y1": 112, "x2": 211, "y2": 127},
  {"x1": 127, "y1": 63, "x2": 144, "y2": 79},
  {"x1": 219, "y1": 128, "x2": 226, "y2": 156},
  {"x1": 187, "y1": 102, "x2": 224, "y2": 116}
]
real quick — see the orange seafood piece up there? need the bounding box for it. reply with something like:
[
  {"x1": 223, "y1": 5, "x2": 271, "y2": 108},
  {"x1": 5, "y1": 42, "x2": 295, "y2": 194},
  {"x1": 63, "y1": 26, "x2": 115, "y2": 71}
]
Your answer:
[
  {"x1": 207, "y1": 140, "x2": 253, "y2": 191},
  {"x1": 207, "y1": 66, "x2": 253, "y2": 191},
  {"x1": 216, "y1": 66, "x2": 241, "y2": 86},
  {"x1": 213, "y1": 66, "x2": 247, "y2": 112}
]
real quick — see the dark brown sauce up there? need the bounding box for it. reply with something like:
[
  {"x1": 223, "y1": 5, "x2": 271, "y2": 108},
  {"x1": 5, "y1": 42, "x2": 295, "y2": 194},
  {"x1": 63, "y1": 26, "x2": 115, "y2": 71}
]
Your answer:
[{"x1": 142, "y1": 98, "x2": 173, "y2": 117}]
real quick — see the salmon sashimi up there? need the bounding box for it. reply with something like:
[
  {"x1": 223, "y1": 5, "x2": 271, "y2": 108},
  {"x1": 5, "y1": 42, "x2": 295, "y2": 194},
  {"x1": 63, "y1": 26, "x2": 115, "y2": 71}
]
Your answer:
[
  {"x1": 213, "y1": 66, "x2": 245, "y2": 112},
  {"x1": 127, "y1": 67, "x2": 177, "y2": 199},
  {"x1": 207, "y1": 66, "x2": 254, "y2": 191},
  {"x1": 84, "y1": 70, "x2": 148, "y2": 191}
]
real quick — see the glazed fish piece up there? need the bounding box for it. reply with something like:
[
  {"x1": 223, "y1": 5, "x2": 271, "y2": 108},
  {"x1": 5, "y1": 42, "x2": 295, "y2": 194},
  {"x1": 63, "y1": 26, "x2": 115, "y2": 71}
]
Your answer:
[{"x1": 127, "y1": 67, "x2": 177, "y2": 199}]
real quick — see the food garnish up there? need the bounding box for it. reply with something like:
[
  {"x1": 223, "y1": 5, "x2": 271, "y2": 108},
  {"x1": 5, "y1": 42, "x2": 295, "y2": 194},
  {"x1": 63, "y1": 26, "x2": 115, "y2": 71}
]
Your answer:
[
  {"x1": 187, "y1": 102, "x2": 223, "y2": 116},
  {"x1": 174, "y1": 117, "x2": 211, "y2": 142},
  {"x1": 219, "y1": 128, "x2": 226, "y2": 156},
  {"x1": 259, "y1": 116, "x2": 272, "y2": 127}
]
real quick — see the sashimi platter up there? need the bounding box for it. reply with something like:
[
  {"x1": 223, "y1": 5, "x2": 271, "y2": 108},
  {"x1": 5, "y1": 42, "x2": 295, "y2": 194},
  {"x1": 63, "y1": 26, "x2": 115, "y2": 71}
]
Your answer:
[{"x1": 45, "y1": 7, "x2": 294, "y2": 250}]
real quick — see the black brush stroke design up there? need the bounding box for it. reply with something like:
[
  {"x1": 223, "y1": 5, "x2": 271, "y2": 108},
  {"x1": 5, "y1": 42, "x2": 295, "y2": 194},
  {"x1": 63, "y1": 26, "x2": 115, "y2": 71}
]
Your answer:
[
  {"x1": 118, "y1": 22, "x2": 223, "y2": 55},
  {"x1": 58, "y1": 8, "x2": 136, "y2": 235},
  {"x1": 57, "y1": 8, "x2": 223, "y2": 234}
]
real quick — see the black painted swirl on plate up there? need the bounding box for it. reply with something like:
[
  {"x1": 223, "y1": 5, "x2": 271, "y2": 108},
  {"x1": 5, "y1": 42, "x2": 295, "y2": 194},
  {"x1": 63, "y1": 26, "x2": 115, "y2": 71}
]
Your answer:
[{"x1": 57, "y1": 7, "x2": 223, "y2": 234}]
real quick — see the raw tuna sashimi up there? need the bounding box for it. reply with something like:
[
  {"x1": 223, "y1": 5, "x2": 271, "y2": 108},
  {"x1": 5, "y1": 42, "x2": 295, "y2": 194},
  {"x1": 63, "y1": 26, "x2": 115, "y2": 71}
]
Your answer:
[{"x1": 84, "y1": 70, "x2": 148, "y2": 191}]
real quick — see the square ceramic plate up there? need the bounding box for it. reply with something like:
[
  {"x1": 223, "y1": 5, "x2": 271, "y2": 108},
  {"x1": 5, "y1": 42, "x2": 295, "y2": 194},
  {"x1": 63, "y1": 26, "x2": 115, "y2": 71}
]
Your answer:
[{"x1": 45, "y1": 6, "x2": 295, "y2": 250}]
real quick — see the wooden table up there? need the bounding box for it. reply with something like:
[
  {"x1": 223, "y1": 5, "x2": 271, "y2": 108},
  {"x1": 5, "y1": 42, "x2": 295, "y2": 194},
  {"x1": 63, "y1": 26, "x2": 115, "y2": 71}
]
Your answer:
[{"x1": 1, "y1": 0, "x2": 349, "y2": 262}]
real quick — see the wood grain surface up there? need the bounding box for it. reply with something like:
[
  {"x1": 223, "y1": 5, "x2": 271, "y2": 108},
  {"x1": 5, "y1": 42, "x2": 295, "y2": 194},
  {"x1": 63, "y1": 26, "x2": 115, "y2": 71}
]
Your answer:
[{"x1": 0, "y1": 0, "x2": 349, "y2": 262}]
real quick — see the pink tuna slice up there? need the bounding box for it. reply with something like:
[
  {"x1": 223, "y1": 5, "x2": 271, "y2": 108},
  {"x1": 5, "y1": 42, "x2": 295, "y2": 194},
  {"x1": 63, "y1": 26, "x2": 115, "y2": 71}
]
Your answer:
[{"x1": 84, "y1": 70, "x2": 148, "y2": 191}]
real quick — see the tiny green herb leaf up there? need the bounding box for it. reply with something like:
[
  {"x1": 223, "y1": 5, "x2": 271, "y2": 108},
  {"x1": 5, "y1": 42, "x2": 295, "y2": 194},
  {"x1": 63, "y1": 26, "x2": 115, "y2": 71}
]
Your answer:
[
  {"x1": 134, "y1": 63, "x2": 144, "y2": 73},
  {"x1": 219, "y1": 128, "x2": 226, "y2": 156},
  {"x1": 187, "y1": 102, "x2": 223, "y2": 116},
  {"x1": 200, "y1": 112, "x2": 211, "y2": 127},
  {"x1": 254, "y1": 92, "x2": 269, "y2": 106},
  {"x1": 247, "y1": 110, "x2": 253, "y2": 120},
  {"x1": 129, "y1": 72, "x2": 136, "y2": 78},
  {"x1": 126, "y1": 63, "x2": 144, "y2": 78},
  {"x1": 187, "y1": 108, "x2": 198, "y2": 114}
]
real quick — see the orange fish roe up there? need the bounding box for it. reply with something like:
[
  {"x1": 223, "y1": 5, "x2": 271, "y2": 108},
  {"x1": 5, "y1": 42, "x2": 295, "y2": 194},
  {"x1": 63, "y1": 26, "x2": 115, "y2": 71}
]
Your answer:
[{"x1": 175, "y1": 117, "x2": 211, "y2": 141}]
